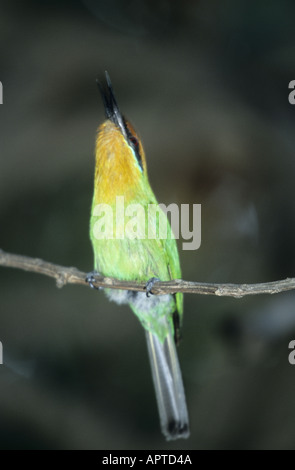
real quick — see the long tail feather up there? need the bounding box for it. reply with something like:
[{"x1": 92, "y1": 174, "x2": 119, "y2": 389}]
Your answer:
[{"x1": 145, "y1": 329, "x2": 190, "y2": 440}]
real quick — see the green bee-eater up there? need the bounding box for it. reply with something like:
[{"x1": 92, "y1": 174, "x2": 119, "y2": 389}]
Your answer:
[{"x1": 88, "y1": 72, "x2": 189, "y2": 440}]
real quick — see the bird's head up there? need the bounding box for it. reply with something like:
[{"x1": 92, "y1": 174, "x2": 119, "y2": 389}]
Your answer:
[{"x1": 94, "y1": 72, "x2": 147, "y2": 203}]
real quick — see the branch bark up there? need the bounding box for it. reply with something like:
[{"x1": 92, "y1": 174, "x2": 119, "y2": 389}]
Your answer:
[{"x1": 0, "y1": 248, "x2": 294, "y2": 298}]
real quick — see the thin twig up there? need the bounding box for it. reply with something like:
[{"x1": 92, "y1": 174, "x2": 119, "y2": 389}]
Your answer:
[{"x1": 0, "y1": 248, "x2": 294, "y2": 298}]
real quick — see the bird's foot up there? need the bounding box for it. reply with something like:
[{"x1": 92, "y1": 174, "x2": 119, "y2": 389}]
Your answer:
[
  {"x1": 145, "y1": 277, "x2": 161, "y2": 298},
  {"x1": 86, "y1": 271, "x2": 102, "y2": 290}
]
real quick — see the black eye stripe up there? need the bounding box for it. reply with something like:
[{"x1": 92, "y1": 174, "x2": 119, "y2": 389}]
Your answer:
[
  {"x1": 130, "y1": 137, "x2": 143, "y2": 171},
  {"x1": 123, "y1": 117, "x2": 143, "y2": 171}
]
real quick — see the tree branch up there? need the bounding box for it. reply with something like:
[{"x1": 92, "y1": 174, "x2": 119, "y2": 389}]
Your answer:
[{"x1": 0, "y1": 248, "x2": 294, "y2": 298}]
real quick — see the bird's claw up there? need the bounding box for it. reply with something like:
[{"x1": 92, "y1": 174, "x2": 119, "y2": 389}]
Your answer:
[
  {"x1": 86, "y1": 271, "x2": 101, "y2": 291},
  {"x1": 145, "y1": 277, "x2": 161, "y2": 298}
]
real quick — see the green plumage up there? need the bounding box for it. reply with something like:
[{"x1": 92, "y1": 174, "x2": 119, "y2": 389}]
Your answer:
[{"x1": 90, "y1": 190, "x2": 183, "y2": 342}]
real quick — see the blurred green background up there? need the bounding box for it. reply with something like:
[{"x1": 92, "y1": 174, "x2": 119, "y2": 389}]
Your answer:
[{"x1": 1, "y1": 0, "x2": 295, "y2": 450}]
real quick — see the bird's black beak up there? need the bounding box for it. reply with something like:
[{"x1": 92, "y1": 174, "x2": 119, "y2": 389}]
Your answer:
[{"x1": 96, "y1": 71, "x2": 128, "y2": 140}]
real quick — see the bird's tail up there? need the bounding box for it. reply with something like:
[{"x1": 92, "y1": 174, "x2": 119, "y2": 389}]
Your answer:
[{"x1": 145, "y1": 328, "x2": 190, "y2": 440}]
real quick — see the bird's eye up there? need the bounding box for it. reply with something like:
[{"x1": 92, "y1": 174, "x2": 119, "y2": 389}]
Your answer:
[{"x1": 129, "y1": 136, "x2": 139, "y2": 148}]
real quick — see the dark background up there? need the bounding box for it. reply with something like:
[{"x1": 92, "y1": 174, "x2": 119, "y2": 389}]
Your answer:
[{"x1": 1, "y1": 0, "x2": 295, "y2": 450}]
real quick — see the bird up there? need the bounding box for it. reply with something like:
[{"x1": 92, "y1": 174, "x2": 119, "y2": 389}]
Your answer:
[{"x1": 87, "y1": 72, "x2": 189, "y2": 440}]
